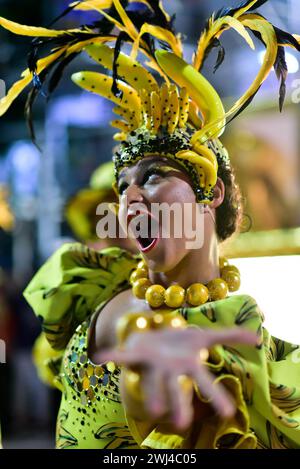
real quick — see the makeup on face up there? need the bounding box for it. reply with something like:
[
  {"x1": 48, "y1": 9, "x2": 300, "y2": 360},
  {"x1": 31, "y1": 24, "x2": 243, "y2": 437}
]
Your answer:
[
  {"x1": 118, "y1": 156, "x2": 196, "y2": 256},
  {"x1": 117, "y1": 159, "x2": 184, "y2": 195}
]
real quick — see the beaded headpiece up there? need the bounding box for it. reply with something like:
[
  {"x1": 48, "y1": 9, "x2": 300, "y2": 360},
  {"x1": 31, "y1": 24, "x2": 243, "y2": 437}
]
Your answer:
[{"x1": 1, "y1": 0, "x2": 300, "y2": 202}]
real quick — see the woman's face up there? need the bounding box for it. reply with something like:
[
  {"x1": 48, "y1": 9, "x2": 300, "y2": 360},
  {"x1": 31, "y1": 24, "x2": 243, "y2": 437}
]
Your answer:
[{"x1": 117, "y1": 155, "x2": 205, "y2": 272}]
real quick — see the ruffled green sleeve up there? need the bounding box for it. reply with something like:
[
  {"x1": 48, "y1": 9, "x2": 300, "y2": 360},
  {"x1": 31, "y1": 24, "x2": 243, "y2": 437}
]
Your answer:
[
  {"x1": 23, "y1": 243, "x2": 137, "y2": 350},
  {"x1": 126, "y1": 295, "x2": 300, "y2": 449}
]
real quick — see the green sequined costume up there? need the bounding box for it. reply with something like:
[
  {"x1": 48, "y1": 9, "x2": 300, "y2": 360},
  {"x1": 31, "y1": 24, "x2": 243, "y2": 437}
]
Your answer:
[{"x1": 24, "y1": 243, "x2": 300, "y2": 449}]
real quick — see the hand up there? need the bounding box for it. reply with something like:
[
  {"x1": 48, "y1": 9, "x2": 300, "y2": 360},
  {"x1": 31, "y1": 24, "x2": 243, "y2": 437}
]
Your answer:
[{"x1": 95, "y1": 326, "x2": 258, "y2": 431}]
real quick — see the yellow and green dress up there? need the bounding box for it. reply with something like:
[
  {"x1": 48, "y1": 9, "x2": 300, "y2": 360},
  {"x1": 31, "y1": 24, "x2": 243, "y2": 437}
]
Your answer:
[{"x1": 24, "y1": 243, "x2": 300, "y2": 449}]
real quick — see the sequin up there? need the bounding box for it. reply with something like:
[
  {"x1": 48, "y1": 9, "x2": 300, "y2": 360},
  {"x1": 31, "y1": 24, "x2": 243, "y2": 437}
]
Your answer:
[
  {"x1": 80, "y1": 354, "x2": 87, "y2": 364},
  {"x1": 102, "y1": 373, "x2": 109, "y2": 386},
  {"x1": 90, "y1": 375, "x2": 97, "y2": 387},
  {"x1": 87, "y1": 365, "x2": 94, "y2": 377},
  {"x1": 83, "y1": 377, "x2": 90, "y2": 390},
  {"x1": 95, "y1": 366, "x2": 104, "y2": 377},
  {"x1": 71, "y1": 352, "x2": 78, "y2": 363}
]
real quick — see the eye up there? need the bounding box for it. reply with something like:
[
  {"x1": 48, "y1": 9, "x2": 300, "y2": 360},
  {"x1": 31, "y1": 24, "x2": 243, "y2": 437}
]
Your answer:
[{"x1": 143, "y1": 168, "x2": 165, "y2": 185}]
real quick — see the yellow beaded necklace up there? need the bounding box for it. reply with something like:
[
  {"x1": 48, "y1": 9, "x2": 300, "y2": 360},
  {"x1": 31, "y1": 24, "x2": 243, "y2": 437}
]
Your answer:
[{"x1": 130, "y1": 257, "x2": 241, "y2": 309}]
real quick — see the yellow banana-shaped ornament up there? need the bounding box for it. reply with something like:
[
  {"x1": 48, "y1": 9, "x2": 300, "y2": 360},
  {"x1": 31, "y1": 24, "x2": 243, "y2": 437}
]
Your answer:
[
  {"x1": 155, "y1": 50, "x2": 225, "y2": 141},
  {"x1": 113, "y1": 106, "x2": 140, "y2": 128},
  {"x1": 85, "y1": 44, "x2": 158, "y2": 93},
  {"x1": 192, "y1": 143, "x2": 218, "y2": 171},
  {"x1": 160, "y1": 83, "x2": 170, "y2": 127},
  {"x1": 113, "y1": 132, "x2": 127, "y2": 141},
  {"x1": 150, "y1": 91, "x2": 162, "y2": 133},
  {"x1": 167, "y1": 89, "x2": 180, "y2": 134},
  {"x1": 110, "y1": 119, "x2": 133, "y2": 133},
  {"x1": 176, "y1": 150, "x2": 217, "y2": 189},
  {"x1": 71, "y1": 72, "x2": 141, "y2": 112},
  {"x1": 178, "y1": 87, "x2": 190, "y2": 128},
  {"x1": 140, "y1": 88, "x2": 152, "y2": 130}
]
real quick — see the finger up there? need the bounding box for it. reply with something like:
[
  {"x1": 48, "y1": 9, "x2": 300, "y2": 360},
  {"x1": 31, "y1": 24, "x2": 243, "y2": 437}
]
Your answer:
[
  {"x1": 192, "y1": 365, "x2": 235, "y2": 419},
  {"x1": 95, "y1": 349, "x2": 146, "y2": 366},
  {"x1": 166, "y1": 373, "x2": 194, "y2": 431},
  {"x1": 142, "y1": 369, "x2": 167, "y2": 419},
  {"x1": 205, "y1": 328, "x2": 258, "y2": 349}
]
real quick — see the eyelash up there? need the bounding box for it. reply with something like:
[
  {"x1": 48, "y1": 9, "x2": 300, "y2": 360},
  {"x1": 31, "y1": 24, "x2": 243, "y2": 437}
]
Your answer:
[
  {"x1": 118, "y1": 168, "x2": 167, "y2": 194},
  {"x1": 142, "y1": 167, "x2": 165, "y2": 185}
]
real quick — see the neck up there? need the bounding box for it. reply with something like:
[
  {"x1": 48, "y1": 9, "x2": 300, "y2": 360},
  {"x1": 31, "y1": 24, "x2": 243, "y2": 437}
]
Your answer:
[{"x1": 148, "y1": 233, "x2": 220, "y2": 289}]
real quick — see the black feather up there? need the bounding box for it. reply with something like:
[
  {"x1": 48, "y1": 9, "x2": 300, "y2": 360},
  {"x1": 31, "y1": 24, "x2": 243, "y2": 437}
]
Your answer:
[
  {"x1": 213, "y1": 39, "x2": 225, "y2": 73},
  {"x1": 112, "y1": 32, "x2": 129, "y2": 99},
  {"x1": 48, "y1": 52, "x2": 79, "y2": 95},
  {"x1": 215, "y1": 0, "x2": 269, "y2": 19},
  {"x1": 25, "y1": 68, "x2": 50, "y2": 149},
  {"x1": 274, "y1": 46, "x2": 288, "y2": 111},
  {"x1": 273, "y1": 26, "x2": 300, "y2": 52},
  {"x1": 198, "y1": 37, "x2": 225, "y2": 73},
  {"x1": 47, "y1": 1, "x2": 84, "y2": 28}
]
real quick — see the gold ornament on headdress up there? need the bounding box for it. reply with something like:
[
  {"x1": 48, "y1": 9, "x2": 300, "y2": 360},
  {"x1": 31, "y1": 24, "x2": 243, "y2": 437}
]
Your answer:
[{"x1": 1, "y1": 0, "x2": 300, "y2": 202}]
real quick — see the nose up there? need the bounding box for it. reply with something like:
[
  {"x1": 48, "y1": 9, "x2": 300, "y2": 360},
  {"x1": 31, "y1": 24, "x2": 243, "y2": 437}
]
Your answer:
[{"x1": 124, "y1": 183, "x2": 144, "y2": 206}]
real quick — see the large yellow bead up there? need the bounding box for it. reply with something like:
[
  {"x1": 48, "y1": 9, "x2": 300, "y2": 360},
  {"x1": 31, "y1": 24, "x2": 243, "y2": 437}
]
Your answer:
[
  {"x1": 219, "y1": 257, "x2": 229, "y2": 269},
  {"x1": 130, "y1": 268, "x2": 148, "y2": 285},
  {"x1": 221, "y1": 270, "x2": 241, "y2": 292},
  {"x1": 156, "y1": 312, "x2": 187, "y2": 329},
  {"x1": 132, "y1": 278, "x2": 151, "y2": 299},
  {"x1": 207, "y1": 278, "x2": 228, "y2": 301},
  {"x1": 164, "y1": 285, "x2": 185, "y2": 308},
  {"x1": 145, "y1": 284, "x2": 165, "y2": 308},
  {"x1": 137, "y1": 260, "x2": 148, "y2": 271},
  {"x1": 123, "y1": 369, "x2": 144, "y2": 401},
  {"x1": 221, "y1": 264, "x2": 240, "y2": 276},
  {"x1": 186, "y1": 283, "x2": 209, "y2": 306},
  {"x1": 116, "y1": 313, "x2": 151, "y2": 344}
]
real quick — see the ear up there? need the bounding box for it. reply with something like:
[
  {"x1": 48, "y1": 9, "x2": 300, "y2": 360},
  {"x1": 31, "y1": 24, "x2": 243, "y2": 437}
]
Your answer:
[{"x1": 210, "y1": 177, "x2": 225, "y2": 209}]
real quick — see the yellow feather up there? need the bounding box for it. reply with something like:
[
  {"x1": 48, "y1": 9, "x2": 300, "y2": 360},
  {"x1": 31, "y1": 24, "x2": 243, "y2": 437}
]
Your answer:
[
  {"x1": 233, "y1": 0, "x2": 262, "y2": 18},
  {"x1": 226, "y1": 17, "x2": 277, "y2": 120},
  {"x1": 70, "y1": 0, "x2": 113, "y2": 10},
  {"x1": 131, "y1": 23, "x2": 182, "y2": 60},
  {"x1": 0, "y1": 16, "x2": 87, "y2": 37},
  {"x1": 293, "y1": 34, "x2": 300, "y2": 45},
  {"x1": 0, "y1": 48, "x2": 68, "y2": 117},
  {"x1": 221, "y1": 16, "x2": 255, "y2": 50},
  {"x1": 112, "y1": 0, "x2": 137, "y2": 40},
  {"x1": 193, "y1": 15, "x2": 254, "y2": 71}
]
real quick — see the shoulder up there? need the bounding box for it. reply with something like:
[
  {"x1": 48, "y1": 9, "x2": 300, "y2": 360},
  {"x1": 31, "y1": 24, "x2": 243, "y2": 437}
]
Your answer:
[{"x1": 182, "y1": 294, "x2": 264, "y2": 328}]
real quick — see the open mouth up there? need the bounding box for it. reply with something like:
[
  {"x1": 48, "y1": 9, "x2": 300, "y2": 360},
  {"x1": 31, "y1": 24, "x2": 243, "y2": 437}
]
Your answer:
[{"x1": 128, "y1": 212, "x2": 159, "y2": 253}]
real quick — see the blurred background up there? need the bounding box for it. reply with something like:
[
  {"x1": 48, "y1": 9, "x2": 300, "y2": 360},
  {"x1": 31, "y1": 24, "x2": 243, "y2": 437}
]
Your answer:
[{"x1": 0, "y1": 0, "x2": 299, "y2": 449}]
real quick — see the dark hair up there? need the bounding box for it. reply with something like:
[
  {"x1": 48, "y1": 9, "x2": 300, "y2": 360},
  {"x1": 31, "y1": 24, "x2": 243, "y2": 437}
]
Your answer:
[{"x1": 216, "y1": 158, "x2": 243, "y2": 242}]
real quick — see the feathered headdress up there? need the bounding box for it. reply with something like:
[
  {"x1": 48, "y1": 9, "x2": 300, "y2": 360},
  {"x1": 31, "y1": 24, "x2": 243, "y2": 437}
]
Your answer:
[{"x1": 1, "y1": 0, "x2": 300, "y2": 202}]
